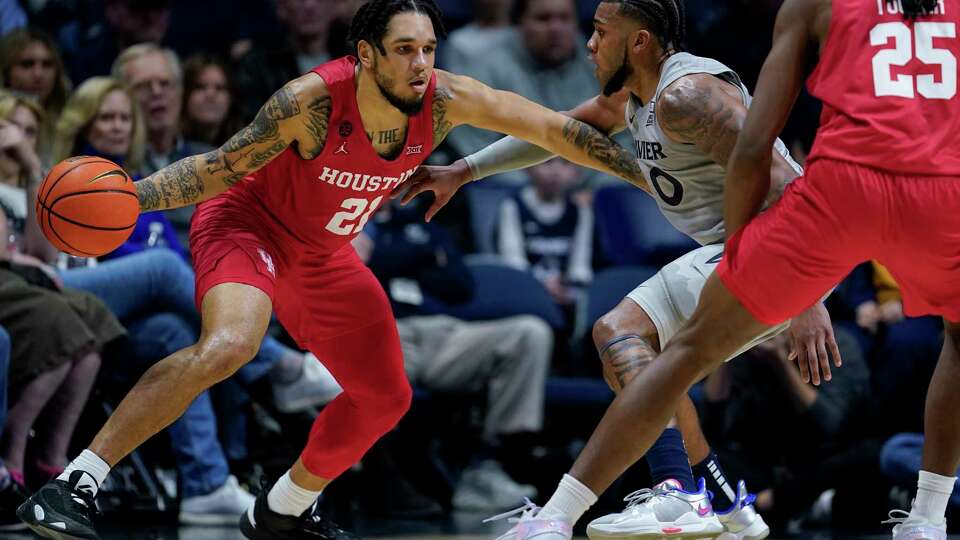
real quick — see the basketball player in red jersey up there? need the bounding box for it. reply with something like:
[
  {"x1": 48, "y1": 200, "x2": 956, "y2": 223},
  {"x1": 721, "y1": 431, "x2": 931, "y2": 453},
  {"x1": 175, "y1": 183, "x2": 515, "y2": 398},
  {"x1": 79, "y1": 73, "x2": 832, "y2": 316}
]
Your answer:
[
  {"x1": 464, "y1": 1, "x2": 960, "y2": 540},
  {"x1": 16, "y1": 1, "x2": 648, "y2": 538}
]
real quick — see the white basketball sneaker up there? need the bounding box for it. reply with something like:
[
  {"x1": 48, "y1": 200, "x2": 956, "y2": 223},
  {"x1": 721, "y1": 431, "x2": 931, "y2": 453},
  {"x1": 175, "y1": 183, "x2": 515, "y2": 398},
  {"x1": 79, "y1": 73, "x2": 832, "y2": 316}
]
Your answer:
[
  {"x1": 715, "y1": 481, "x2": 769, "y2": 540},
  {"x1": 485, "y1": 499, "x2": 573, "y2": 540},
  {"x1": 587, "y1": 479, "x2": 724, "y2": 539},
  {"x1": 884, "y1": 508, "x2": 947, "y2": 540}
]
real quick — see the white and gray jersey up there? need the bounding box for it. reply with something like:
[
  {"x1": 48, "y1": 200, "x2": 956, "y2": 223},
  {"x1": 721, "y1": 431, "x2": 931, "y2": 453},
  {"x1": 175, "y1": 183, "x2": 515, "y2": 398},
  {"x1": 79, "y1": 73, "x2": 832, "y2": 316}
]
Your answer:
[{"x1": 626, "y1": 52, "x2": 803, "y2": 246}]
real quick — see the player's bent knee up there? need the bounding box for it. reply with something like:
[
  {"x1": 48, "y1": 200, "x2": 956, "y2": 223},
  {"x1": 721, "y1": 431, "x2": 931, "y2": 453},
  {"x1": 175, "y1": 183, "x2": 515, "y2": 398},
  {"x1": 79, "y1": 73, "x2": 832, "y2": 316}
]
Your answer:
[
  {"x1": 593, "y1": 305, "x2": 656, "y2": 353},
  {"x1": 592, "y1": 312, "x2": 621, "y2": 351},
  {"x1": 195, "y1": 331, "x2": 261, "y2": 382},
  {"x1": 383, "y1": 379, "x2": 413, "y2": 419},
  {"x1": 357, "y1": 379, "x2": 412, "y2": 430}
]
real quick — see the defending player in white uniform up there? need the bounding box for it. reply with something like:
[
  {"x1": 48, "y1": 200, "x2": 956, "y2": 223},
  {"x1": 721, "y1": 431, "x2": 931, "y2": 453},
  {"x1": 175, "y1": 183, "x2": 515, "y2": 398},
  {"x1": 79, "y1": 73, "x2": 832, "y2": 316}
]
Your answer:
[{"x1": 400, "y1": 2, "x2": 843, "y2": 538}]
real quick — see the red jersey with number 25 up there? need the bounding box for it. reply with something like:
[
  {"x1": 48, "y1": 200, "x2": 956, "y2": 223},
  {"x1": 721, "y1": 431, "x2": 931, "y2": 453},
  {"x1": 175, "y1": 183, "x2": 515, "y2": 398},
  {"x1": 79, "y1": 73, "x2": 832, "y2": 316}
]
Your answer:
[
  {"x1": 806, "y1": 0, "x2": 960, "y2": 176},
  {"x1": 220, "y1": 56, "x2": 435, "y2": 255}
]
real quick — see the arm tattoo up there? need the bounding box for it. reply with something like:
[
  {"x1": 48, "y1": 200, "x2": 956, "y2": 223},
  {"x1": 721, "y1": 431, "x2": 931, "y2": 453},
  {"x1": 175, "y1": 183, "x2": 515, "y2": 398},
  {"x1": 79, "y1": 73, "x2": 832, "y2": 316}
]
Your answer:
[
  {"x1": 137, "y1": 180, "x2": 162, "y2": 210},
  {"x1": 248, "y1": 140, "x2": 288, "y2": 169},
  {"x1": 561, "y1": 118, "x2": 650, "y2": 192},
  {"x1": 137, "y1": 156, "x2": 204, "y2": 211},
  {"x1": 658, "y1": 82, "x2": 744, "y2": 167},
  {"x1": 303, "y1": 95, "x2": 332, "y2": 158},
  {"x1": 431, "y1": 87, "x2": 454, "y2": 148},
  {"x1": 223, "y1": 87, "x2": 299, "y2": 155},
  {"x1": 600, "y1": 335, "x2": 658, "y2": 392},
  {"x1": 137, "y1": 87, "x2": 301, "y2": 210}
]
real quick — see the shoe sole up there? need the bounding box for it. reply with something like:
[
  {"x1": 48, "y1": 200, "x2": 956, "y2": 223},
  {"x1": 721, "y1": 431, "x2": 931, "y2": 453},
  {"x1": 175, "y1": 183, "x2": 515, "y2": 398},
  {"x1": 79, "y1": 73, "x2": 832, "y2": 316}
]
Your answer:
[
  {"x1": 239, "y1": 511, "x2": 285, "y2": 540},
  {"x1": 716, "y1": 516, "x2": 770, "y2": 540},
  {"x1": 589, "y1": 533, "x2": 720, "y2": 540},
  {"x1": 716, "y1": 530, "x2": 769, "y2": 540},
  {"x1": 588, "y1": 527, "x2": 724, "y2": 540}
]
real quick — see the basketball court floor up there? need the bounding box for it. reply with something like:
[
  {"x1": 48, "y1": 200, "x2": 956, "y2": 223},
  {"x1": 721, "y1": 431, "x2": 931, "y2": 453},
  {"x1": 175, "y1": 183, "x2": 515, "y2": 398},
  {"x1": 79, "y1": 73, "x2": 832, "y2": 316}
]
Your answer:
[{"x1": 4, "y1": 516, "x2": 958, "y2": 539}]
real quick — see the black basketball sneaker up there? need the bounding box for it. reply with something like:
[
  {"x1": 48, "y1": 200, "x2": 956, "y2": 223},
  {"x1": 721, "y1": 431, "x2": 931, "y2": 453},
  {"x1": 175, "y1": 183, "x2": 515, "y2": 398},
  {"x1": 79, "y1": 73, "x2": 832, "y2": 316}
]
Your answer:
[
  {"x1": 240, "y1": 483, "x2": 360, "y2": 540},
  {"x1": 16, "y1": 470, "x2": 100, "y2": 539}
]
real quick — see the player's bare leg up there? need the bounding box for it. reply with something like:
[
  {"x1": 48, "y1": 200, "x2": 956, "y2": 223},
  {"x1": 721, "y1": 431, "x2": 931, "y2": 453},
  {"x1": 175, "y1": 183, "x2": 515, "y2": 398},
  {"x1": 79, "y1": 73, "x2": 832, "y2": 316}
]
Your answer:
[
  {"x1": 586, "y1": 298, "x2": 765, "y2": 539},
  {"x1": 483, "y1": 273, "x2": 774, "y2": 540},
  {"x1": 17, "y1": 283, "x2": 273, "y2": 540},
  {"x1": 888, "y1": 321, "x2": 960, "y2": 539},
  {"x1": 570, "y1": 274, "x2": 771, "y2": 494},
  {"x1": 89, "y1": 283, "x2": 272, "y2": 465}
]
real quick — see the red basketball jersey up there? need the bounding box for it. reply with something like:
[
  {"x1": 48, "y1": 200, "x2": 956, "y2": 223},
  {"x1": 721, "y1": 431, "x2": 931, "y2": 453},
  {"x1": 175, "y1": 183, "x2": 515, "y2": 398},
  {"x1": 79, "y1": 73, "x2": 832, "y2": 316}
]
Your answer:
[
  {"x1": 219, "y1": 56, "x2": 435, "y2": 255},
  {"x1": 806, "y1": 0, "x2": 960, "y2": 175}
]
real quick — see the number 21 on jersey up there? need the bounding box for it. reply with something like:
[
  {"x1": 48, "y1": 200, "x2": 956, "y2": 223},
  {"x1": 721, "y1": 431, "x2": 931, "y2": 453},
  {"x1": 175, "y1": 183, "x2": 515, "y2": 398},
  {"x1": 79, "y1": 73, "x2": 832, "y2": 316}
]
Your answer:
[
  {"x1": 871, "y1": 21, "x2": 957, "y2": 99},
  {"x1": 325, "y1": 196, "x2": 383, "y2": 236}
]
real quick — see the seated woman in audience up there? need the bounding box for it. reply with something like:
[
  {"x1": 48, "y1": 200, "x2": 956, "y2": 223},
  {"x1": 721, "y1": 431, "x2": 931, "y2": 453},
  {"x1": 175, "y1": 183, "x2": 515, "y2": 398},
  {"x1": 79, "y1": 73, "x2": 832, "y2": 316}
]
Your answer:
[
  {"x1": 0, "y1": 90, "x2": 54, "y2": 261},
  {"x1": 0, "y1": 203, "x2": 124, "y2": 492},
  {"x1": 180, "y1": 54, "x2": 244, "y2": 148},
  {"x1": 0, "y1": 28, "x2": 72, "y2": 164}
]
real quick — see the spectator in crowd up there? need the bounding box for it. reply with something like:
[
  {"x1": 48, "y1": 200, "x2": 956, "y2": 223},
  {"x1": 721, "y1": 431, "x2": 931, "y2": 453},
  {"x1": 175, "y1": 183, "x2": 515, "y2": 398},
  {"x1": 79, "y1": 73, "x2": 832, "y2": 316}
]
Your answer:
[
  {"x1": 233, "y1": 0, "x2": 339, "y2": 122},
  {"x1": 0, "y1": 324, "x2": 29, "y2": 531},
  {"x1": 833, "y1": 262, "x2": 943, "y2": 434},
  {"x1": 441, "y1": 0, "x2": 513, "y2": 71},
  {"x1": 0, "y1": 204, "x2": 125, "y2": 493},
  {"x1": 0, "y1": 28, "x2": 70, "y2": 164},
  {"x1": 180, "y1": 53, "x2": 244, "y2": 148},
  {"x1": 0, "y1": 90, "x2": 46, "y2": 257},
  {"x1": 111, "y1": 43, "x2": 208, "y2": 175},
  {"x1": 700, "y1": 328, "x2": 878, "y2": 525},
  {"x1": 52, "y1": 76, "x2": 145, "y2": 174},
  {"x1": 496, "y1": 158, "x2": 592, "y2": 312},
  {"x1": 356, "y1": 199, "x2": 552, "y2": 512},
  {"x1": 0, "y1": 0, "x2": 27, "y2": 36},
  {"x1": 444, "y1": 0, "x2": 601, "y2": 183},
  {"x1": 46, "y1": 79, "x2": 340, "y2": 523},
  {"x1": 57, "y1": 0, "x2": 172, "y2": 84},
  {"x1": 111, "y1": 43, "x2": 212, "y2": 244}
]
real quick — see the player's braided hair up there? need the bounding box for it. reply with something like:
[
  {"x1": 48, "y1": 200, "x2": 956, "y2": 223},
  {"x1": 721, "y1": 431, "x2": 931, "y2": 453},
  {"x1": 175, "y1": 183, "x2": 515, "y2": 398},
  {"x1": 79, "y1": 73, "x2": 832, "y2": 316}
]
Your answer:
[
  {"x1": 888, "y1": 0, "x2": 940, "y2": 18},
  {"x1": 609, "y1": 0, "x2": 686, "y2": 52},
  {"x1": 348, "y1": 0, "x2": 448, "y2": 56}
]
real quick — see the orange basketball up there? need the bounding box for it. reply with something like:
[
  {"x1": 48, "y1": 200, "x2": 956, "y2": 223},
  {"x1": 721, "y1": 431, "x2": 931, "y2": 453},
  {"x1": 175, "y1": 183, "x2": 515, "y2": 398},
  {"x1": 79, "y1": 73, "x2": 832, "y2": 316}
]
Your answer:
[{"x1": 35, "y1": 156, "x2": 139, "y2": 257}]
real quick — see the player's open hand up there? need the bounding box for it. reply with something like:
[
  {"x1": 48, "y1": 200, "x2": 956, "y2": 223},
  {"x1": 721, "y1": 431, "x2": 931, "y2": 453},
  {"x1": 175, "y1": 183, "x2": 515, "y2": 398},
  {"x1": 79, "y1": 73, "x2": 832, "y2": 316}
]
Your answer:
[
  {"x1": 393, "y1": 159, "x2": 473, "y2": 222},
  {"x1": 787, "y1": 301, "x2": 842, "y2": 386}
]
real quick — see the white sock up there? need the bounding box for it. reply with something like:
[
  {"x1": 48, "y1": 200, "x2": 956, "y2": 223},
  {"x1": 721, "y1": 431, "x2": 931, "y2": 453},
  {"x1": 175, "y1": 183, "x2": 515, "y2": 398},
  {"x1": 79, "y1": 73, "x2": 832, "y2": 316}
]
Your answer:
[
  {"x1": 267, "y1": 471, "x2": 322, "y2": 517},
  {"x1": 57, "y1": 450, "x2": 111, "y2": 497},
  {"x1": 912, "y1": 470, "x2": 956, "y2": 525},
  {"x1": 540, "y1": 474, "x2": 598, "y2": 524}
]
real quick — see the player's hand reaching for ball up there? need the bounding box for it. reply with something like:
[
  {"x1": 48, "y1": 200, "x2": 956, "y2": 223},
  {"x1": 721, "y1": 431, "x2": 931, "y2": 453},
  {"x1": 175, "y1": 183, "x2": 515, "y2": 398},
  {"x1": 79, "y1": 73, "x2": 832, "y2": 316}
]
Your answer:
[
  {"x1": 394, "y1": 159, "x2": 473, "y2": 222},
  {"x1": 787, "y1": 301, "x2": 842, "y2": 386}
]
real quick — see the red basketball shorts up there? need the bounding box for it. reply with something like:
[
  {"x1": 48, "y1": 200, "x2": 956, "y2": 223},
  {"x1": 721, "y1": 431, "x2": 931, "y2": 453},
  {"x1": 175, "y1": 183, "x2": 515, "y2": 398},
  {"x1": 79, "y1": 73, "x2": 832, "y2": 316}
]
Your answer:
[
  {"x1": 718, "y1": 158, "x2": 960, "y2": 325},
  {"x1": 189, "y1": 199, "x2": 393, "y2": 346}
]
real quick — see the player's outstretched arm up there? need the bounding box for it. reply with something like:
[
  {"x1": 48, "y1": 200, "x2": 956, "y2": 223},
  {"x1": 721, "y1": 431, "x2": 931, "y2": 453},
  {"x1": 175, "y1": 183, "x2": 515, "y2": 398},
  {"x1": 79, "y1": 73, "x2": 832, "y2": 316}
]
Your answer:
[
  {"x1": 460, "y1": 90, "x2": 632, "y2": 182},
  {"x1": 723, "y1": 0, "x2": 820, "y2": 238},
  {"x1": 398, "y1": 89, "x2": 635, "y2": 220},
  {"x1": 135, "y1": 76, "x2": 322, "y2": 211},
  {"x1": 438, "y1": 72, "x2": 647, "y2": 191}
]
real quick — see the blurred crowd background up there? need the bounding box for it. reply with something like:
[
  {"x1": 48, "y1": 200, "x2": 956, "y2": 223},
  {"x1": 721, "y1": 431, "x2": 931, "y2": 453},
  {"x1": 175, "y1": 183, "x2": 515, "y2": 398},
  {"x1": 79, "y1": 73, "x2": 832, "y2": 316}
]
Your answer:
[{"x1": 0, "y1": 0, "x2": 946, "y2": 535}]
